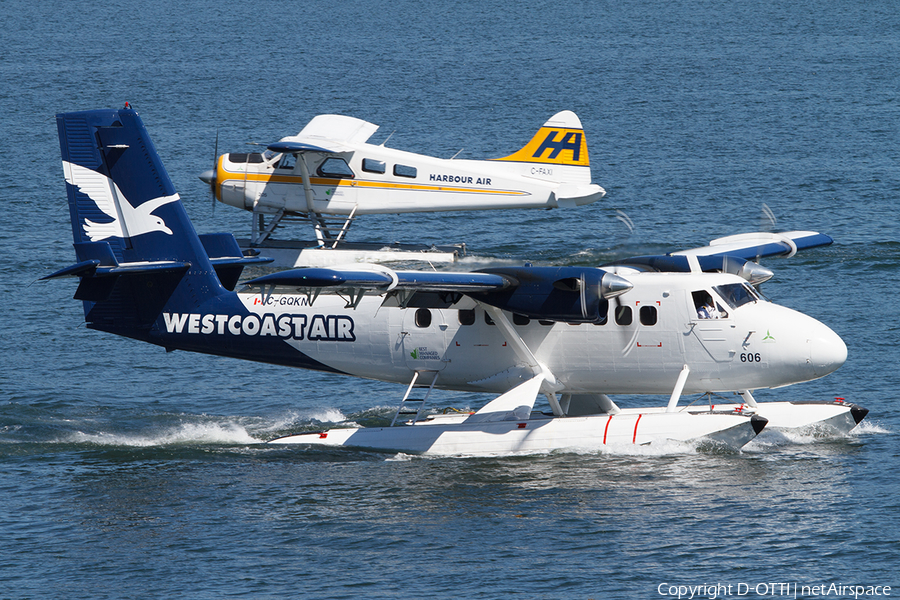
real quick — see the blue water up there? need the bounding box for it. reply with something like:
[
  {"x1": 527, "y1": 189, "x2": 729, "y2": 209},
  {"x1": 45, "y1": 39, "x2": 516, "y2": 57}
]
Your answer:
[{"x1": 2, "y1": 1, "x2": 899, "y2": 598}]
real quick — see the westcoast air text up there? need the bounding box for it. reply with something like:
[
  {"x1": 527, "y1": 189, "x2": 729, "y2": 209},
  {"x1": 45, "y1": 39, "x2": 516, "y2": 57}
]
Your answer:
[{"x1": 161, "y1": 313, "x2": 356, "y2": 341}]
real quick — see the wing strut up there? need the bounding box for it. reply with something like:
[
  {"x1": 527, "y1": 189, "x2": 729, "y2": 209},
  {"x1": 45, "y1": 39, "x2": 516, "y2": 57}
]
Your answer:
[
  {"x1": 295, "y1": 153, "x2": 326, "y2": 245},
  {"x1": 480, "y1": 304, "x2": 565, "y2": 416}
]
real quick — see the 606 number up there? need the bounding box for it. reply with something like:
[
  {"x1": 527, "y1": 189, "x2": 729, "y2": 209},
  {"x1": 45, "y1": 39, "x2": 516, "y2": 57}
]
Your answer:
[{"x1": 741, "y1": 353, "x2": 762, "y2": 363}]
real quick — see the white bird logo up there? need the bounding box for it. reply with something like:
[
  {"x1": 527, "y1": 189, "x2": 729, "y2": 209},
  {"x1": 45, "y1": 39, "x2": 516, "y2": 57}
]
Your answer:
[{"x1": 62, "y1": 161, "x2": 180, "y2": 242}]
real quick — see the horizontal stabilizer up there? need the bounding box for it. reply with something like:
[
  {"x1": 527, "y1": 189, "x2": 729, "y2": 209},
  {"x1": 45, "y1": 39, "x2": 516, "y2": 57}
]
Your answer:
[
  {"x1": 42, "y1": 248, "x2": 190, "y2": 281},
  {"x1": 198, "y1": 233, "x2": 273, "y2": 290}
]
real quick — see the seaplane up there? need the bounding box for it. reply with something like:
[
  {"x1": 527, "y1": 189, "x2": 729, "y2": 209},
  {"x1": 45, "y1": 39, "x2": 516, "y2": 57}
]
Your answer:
[
  {"x1": 197, "y1": 110, "x2": 605, "y2": 266},
  {"x1": 46, "y1": 107, "x2": 866, "y2": 457}
]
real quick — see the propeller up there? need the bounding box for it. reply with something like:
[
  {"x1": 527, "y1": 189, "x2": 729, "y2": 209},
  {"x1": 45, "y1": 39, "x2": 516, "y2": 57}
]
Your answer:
[
  {"x1": 760, "y1": 203, "x2": 777, "y2": 230},
  {"x1": 615, "y1": 209, "x2": 635, "y2": 233},
  {"x1": 198, "y1": 129, "x2": 219, "y2": 213},
  {"x1": 752, "y1": 203, "x2": 778, "y2": 290}
]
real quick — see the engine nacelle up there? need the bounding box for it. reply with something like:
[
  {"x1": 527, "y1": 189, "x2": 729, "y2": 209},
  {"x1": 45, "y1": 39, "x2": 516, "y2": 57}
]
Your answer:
[
  {"x1": 472, "y1": 266, "x2": 632, "y2": 323},
  {"x1": 602, "y1": 254, "x2": 774, "y2": 286}
]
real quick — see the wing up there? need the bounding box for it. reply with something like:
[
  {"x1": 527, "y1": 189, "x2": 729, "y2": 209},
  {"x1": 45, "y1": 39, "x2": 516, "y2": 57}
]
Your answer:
[
  {"x1": 244, "y1": 267, "x2": 512, "y2": 293},
  {"x1": 602, "y1": 230, "x2": 833, "y2": 285},
  {"x1": 270, "y1": 115, "x2": 381, "y2": 154},
  {"x1": 673, "y1": 231, "x2": 833, "y2": 260},
  {"x1": 267, "y1": 141, "x2": 336, "y2": 154},
  {"x1": 243, "y1": 265, "x2": 633, "y2": 323}
]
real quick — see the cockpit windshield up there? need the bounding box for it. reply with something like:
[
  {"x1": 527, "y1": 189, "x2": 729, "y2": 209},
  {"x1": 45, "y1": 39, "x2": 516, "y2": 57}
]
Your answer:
[{"x1": 713, "y1": 282, "x2": 760, "y2": 310}]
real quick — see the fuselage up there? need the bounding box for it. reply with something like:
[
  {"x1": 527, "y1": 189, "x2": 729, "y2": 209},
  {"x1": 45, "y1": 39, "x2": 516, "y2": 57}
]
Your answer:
[
  {"x1": 214, "y1": 146, "x2": 604, "y2": 216},
  {"x1": 152, "y1": 271, "x2": 846, "y2": 396}
]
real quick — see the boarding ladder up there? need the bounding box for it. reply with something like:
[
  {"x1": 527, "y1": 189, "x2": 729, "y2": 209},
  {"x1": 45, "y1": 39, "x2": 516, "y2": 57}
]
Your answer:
[{"x1": 390, "y1": 371, "x2": 440, "y2": 426}]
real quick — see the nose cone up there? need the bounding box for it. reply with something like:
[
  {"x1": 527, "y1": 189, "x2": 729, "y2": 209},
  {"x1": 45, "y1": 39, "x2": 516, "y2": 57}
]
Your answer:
[
  {"x1": 199, "y1": 169, "x2": 216, "y2": 185},
  {"x1": 808, "y1": 323, "x2": 848, "y2": 377},
  {"x1": 750, "y1": 303, "x2": 847, "y2": 387},
  {"x1": 600, "y1": 272, "x2": 633, "y2": 299}
]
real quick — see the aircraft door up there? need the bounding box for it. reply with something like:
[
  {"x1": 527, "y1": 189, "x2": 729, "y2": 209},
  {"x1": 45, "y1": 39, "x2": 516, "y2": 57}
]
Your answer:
[
  {"x1": 631, "y1": 299, "x2": 684, "y2": 372},
  {"x1": 401, "y1": 307, "x2": 450, "y2": 371},
  {"x1": 687, "y1": 289, "x2": 735, "y2": 363},
  {"x1": 313, "y1": 155, "x2": 358, "y2": 213},
  {"x1": 259, "y1": 152, "x2": 294, "y2": 210}
]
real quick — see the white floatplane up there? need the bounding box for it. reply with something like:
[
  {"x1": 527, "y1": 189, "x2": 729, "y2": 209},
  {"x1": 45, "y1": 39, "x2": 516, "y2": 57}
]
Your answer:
[
  {"x1": 47, "y1": 108, "x2": 865, "y2": 457},
  {"x1": 198, "y1": 111, "x2": 604, "y2": 266}
]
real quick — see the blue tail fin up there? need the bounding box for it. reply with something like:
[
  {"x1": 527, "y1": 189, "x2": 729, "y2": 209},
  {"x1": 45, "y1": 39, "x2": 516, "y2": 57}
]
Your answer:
[{"x1": 52, "y1": 108, "x2": 227, "y2": 338}]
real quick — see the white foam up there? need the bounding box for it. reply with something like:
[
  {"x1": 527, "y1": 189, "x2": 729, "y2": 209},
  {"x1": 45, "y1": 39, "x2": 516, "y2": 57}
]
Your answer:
[
  {"x1": 744, "y1": 418, "x2": 889, "y2": 452},
  {"x1": 56, "y1": 405, "x2": 357, "y2": 448},
  {"x1": 384, "y1": 453, "x2": 414, "y2": 461},
  {"x1": 850, "y1": 420, "x2": 890, "y2": 435},
  {"x1": 570, "y1": 438, "x2": 704, "y2": 457},
  {"x1": 68, "y1": 421, "x2": 262, "y2": 447}
]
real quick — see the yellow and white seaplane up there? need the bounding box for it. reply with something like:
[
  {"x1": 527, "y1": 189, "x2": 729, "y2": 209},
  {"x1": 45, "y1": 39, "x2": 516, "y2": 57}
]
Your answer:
[{"x1": 199, "y1": 111, "x2": 605, "y2": 266}]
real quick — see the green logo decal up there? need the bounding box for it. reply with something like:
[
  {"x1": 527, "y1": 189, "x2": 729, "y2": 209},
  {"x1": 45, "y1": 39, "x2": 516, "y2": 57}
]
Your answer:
[
  {"x1": 410, "y1": 348, "x2": 419, "y2": 359},
  {"x1": 762, "y1": 330, "x2": 776, "y2": 342}
]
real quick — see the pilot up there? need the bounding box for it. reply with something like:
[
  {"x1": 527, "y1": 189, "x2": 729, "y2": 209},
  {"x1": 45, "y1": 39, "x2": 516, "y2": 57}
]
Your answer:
[{"x1": 698, "y1": 297, "x2": 721, "y2": 319}]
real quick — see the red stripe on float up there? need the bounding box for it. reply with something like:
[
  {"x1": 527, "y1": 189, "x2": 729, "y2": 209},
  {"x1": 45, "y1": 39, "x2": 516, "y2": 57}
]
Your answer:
[
  {"x1": 603, "y1": 415, "x2": 612, "y2": 444},
  {"x1": 633, "y1": 414, "x2": 642, "y2": 444}
]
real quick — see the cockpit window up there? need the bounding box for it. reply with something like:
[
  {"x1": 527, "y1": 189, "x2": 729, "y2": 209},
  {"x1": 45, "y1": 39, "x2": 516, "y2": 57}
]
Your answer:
[
  {"x1": 713, "y1": 283, "x2": 759, "y2": 310},
  {"x1": 276, "y1": 153, "x2": 296, "y2": 170},
  {"x1": 318, "y1": 157, "x2": 355, "y2": 178},
  {"x1": 228, "y1": 152, "x2": 265, "y2": 164},
  {"x1": 692, "y1": 290, "x2": 727, "y2": 319}
]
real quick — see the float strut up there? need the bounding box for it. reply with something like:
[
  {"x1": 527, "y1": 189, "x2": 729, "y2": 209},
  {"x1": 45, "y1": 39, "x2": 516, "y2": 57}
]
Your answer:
[{"x1": 666, "y1": 365, "x2": 691, "y2": 413}]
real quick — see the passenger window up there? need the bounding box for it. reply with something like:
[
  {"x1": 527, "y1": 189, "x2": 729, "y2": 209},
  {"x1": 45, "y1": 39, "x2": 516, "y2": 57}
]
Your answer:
[
  {"x1": 362, "y1": 158, "x2": 386, "y2": 174},
  {"x1": 539, "y1": 320, "x2": 554, "y2": 326},
  {"x1": 513, "y1": 314, "x2": 530, "y2": 326},
  {"x1": 394, "y1": 164, "x2": 417, "y2": 178},
  {"x1": 615, "y1": 305, "x2": 632, "y2": 326},
  {"x1": 640, "y1": 305, "x2": 657, "y2": 326},
  {"x1": 458, "y1": 309, "x2": 475, "y2": 326},
  {"x1": 484, "y1": 311, "x2": 495, "y2": 326},
  {"x1": 415, "y1": 308, "x2": 432, "y2": 328},
  {"x1": 318, "y1": 157, "x2": 354, "y2": 178}
]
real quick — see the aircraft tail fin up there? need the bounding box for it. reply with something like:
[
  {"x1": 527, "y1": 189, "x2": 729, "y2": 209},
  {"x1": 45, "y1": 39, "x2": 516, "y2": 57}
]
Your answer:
[
  {"x1": 50, "y1": 108, "x2": 234, "y2": 338},
  {"x1": 493, "y1": 111, "x2": 591, "y2": 169}
]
